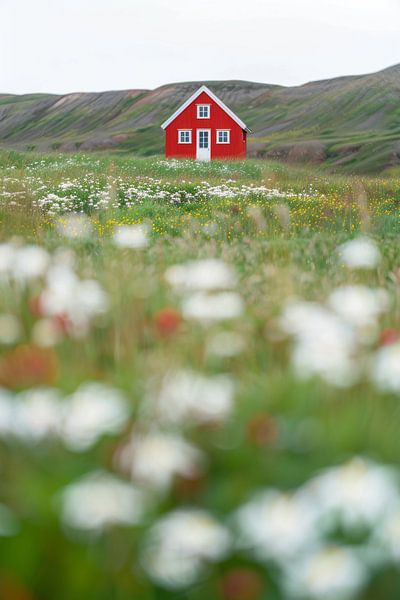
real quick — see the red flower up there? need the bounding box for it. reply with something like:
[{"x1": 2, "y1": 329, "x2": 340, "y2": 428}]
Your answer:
[
  {"x1": 52, "y1": 313, "x2": 72, "y2": 334},
  {"x1": 154, "y1": 308, "x2": 182, "y2": 337},
  {"x1": 379, "y1": 328, "x2": 398, "y2": 346},
  {"x1": 174, "y1": 472, "x2": 205, "y2": 499},
  {"x1": 0, "y1": 345, "x2": 58, "y2": 389},
  {"x1": 220, "y1": 568, "x2": 264, "y2": 600},
  {"x1": 29, "y1": 295, "x2": 43, "y2": 317},
  {"x1": 0, "y1": 572, "x2": 35, "y2": 600},
  {"x1": 247, "y1": 414, "x2": 278, "y2": 447}
]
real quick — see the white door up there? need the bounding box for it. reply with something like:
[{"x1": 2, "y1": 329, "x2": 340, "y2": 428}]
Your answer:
[{"x1": 196, "y1": 129, "x2": 211, "y2": 161}]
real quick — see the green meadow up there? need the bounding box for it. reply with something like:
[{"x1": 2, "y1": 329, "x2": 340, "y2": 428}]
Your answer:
[{"x1": 1, "y1": 151, "x2": 400, "y2": 600}]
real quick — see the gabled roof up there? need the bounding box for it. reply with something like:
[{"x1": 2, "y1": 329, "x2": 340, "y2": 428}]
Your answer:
[{"x1": 161, "y1": 85, "x2": 252, "y2": 132}]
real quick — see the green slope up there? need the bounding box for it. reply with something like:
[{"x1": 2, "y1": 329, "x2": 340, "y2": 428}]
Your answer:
[{"x1": 1, "y1": 65, "x2": 400, "y2": 173}]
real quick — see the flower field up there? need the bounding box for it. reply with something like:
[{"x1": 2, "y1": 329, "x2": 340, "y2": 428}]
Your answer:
[{"x1": 1, "y1": 151, "x2": 400, "y2": 600}]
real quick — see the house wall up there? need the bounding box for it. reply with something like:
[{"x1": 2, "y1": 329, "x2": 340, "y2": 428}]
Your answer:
[{"x1": 164, "y1": 91, "x2": 247, "y2": 160}]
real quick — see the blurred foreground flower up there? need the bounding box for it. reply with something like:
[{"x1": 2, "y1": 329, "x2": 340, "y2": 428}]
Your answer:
[
  {"x1": 117, "y1": 431, "x2": 203, "y2": 491},
  {"x1": 281, "y1": 301, "x2": 357, "y2": 387},
  {"x1": 0, "y1": 242, "x2": 108, "y2": 340},
  {"x1": 143, "y1": 509, "x2": 231, "y2": 588},
  {"x1": 281, "y1": 284, "x2": 391, "y2": 389},
  {"x1": 166, "y1": 259, "x2": 243, "y2": 323},
  {"x1": 235, "y1": 489, "x2": 321, "y2": 563},
  {"x1": 154, "y1": 307, "x2": 182, "y2": 337},
  {"x1": 182, "y1": 291, "x2": 244, "y2": 321},
  {"x1": 372, "y1": 342, "x2": 400, "y2": 393},
  {"x1": 220, "y1": 568, "x2": 264, "y2": 600},
  {"x1": 60, "y1": 471, "x2": 146, "y2": 532},
  {"x1": 56, "y1": 213, "x2": 93, "y2": 240},
  {"x1": 13, "y1": 388, "x2": 63, "y2": 442},
  {"x1": 329, "y1": 285, "x2": 389, "y2": 329},
  {"x1": 39, "y1": 264, "x2": 108, "y2": 338},
  {"x1": 113, "y1": 224, "x2": 149, "y2": 249},
  {"x1": 234, "y1": 457, "x2": 399, "y2": 598},
  {"x1": 0, "y1": 382, "x2": 129, "y2": 449},
  {"x1": 303, "y1": 457, "x2": 399, "y2": 530},
  {"x1": 165, "y1": 259, "x2": 237, "y2": 292},
  {"x1": 283, "y1": 545, "x2": 367, "y2": 600},
  {"x1": 247, "y1": 413, "x2": 278, "y2": 447},
  {"x1": 338, "y1": 237, "x2": 381, "y2": 269},
  {"x1": 0, "y1": 345, "x2": 58, "y2": 389},
  {"x1": 150, "y1": 370, "x2": 235, "y2": 425},
  {"x1": 373, "y1": 508, "x2": 400, "y2": 562},
  {"x1": 61, "y1": 382, "x2": 130, "y2": 451},
  {"x1": 379, "y1": 328, "x2": 398, "y2": 347},
  {"x1": 14, "y1": 245, "x2": 50, "y2": 281}
]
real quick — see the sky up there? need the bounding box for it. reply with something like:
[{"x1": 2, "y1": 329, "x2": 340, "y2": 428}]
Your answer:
[{"x1": 1, "y1": 0, "x2": 399, "y2": 95}]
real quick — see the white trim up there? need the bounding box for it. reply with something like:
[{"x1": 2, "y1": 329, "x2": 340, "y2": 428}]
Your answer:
[
  {"x1": 161, "y1": 85, "x2": 251, "y2": 132},
  {"x1": 197, "y1": 104, "x2": 210, "y2": 119},
  {"x1": 216, "y1": 129, "x2": 230, "y2": 144},
  {"x1": 178, "y1": 129, "x2": 192, "y2": 144}
]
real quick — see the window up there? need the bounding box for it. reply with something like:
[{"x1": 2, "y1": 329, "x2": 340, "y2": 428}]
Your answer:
[
  {"x1": 197, "y1": 105, "x2": 210, "y2": 119},
  {"x1": 216, "y1": 130, "x2": 230, "y2": 144},
  {"x1": 178, "y1": 130, "x2": 192, "y2": 144}
]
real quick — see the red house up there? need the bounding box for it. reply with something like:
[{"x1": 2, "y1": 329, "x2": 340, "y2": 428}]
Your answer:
[{"x1": 161, "y1": 85, "x2": 251, "y2": 161}]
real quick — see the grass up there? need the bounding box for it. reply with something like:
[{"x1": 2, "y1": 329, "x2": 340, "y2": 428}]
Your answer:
[{"x1": 1, "y1": 151, "x2": 400, "y2": 599}]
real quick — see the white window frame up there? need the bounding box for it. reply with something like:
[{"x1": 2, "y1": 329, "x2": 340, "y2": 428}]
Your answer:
[
  {"x1": 216, "y1": 129, "x2": 230, "y2": 144},
  {"x1": 178, "y1": 129, "x2": 192, "y2": 144},
  {"x1": 197, "y1": 104, "x2": 210, "y2": 119}
]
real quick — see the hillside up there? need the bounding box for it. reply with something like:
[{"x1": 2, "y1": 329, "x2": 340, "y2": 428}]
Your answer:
[{"x1": 1, "y1": 64, "x2": 400, "y2": 173}]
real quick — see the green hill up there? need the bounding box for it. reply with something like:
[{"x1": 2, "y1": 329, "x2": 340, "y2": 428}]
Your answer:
[{"x1": 1, "y1": 64, "x2": 400, "y2": 173}]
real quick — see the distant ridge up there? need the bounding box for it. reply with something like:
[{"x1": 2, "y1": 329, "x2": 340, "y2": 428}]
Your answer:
[{"x1": 1, "y1": 64, "x2": 400, "y2": 173}]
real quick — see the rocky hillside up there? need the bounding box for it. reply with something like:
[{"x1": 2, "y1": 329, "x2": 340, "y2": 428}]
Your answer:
[{"x1": 1, "y1": 64, "x2": 400, "y2": 173}]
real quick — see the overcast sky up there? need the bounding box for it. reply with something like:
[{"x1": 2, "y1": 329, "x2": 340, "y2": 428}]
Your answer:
[{"x1": 1, "y1": 0, "x2": 399, "y2": 95}]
